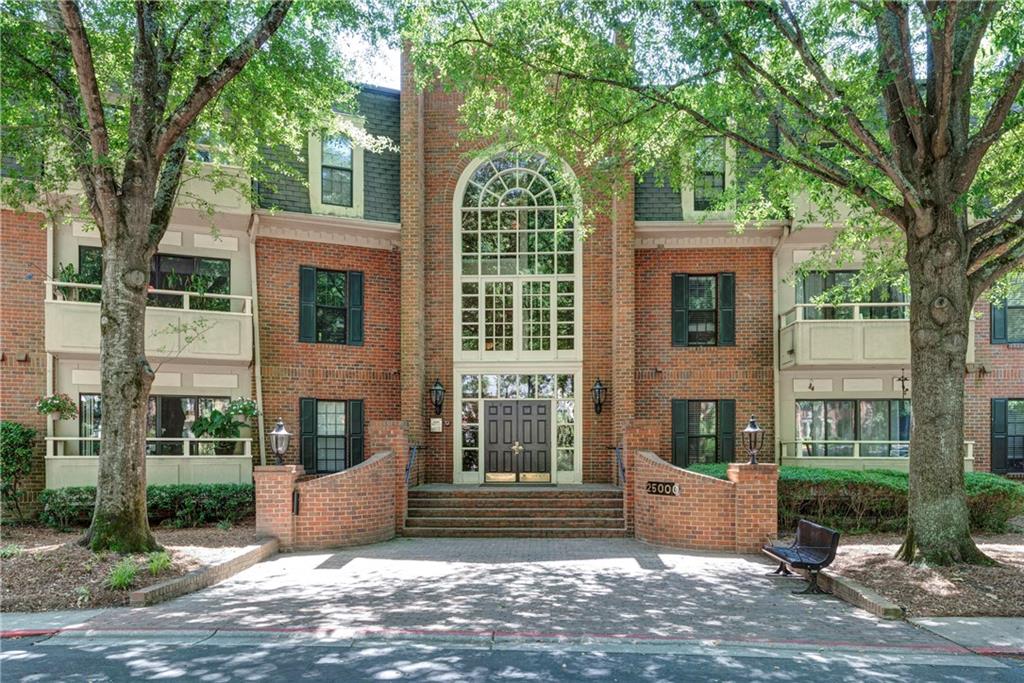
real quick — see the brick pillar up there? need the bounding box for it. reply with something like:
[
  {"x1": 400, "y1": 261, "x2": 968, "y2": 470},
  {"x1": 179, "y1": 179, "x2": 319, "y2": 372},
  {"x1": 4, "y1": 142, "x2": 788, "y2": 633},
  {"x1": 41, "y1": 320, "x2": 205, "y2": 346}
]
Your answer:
[
  {"x1": 622, "y1": 420, "x2": 660, "y2": 535},
  {"x1": 369, "y1": 419, "x2": 411, "y2": 533},
  {"x1": 400, "y1": 45, "x2": 426, "y2": 447},
  {"x1": 611, "y1": 164, "x2": 636, "y2": 463},
  {"x1": 728, "y1": 463, "x2": 778, "y2": 553},
  {"x1": 254, "y1": 465, "x2": 302, "y2": 550}
]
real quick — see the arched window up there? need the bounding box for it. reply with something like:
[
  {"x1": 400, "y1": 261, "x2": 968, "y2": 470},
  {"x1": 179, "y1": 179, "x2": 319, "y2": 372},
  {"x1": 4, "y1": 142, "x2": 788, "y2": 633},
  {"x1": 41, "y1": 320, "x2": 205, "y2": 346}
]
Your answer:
[{"x1": 456, "y1": 151, "x2": 580, "y2": 359}]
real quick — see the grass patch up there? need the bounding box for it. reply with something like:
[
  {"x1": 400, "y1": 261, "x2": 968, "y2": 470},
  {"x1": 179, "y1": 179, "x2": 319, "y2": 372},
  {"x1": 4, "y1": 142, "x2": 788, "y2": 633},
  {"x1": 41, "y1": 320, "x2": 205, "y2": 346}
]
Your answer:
[
  {"x1": 147, "y1": 550, "x2": 172, "y2": 576},
  {"x1": 105, "y1": 558, "x2": 138, "y2": 591}
]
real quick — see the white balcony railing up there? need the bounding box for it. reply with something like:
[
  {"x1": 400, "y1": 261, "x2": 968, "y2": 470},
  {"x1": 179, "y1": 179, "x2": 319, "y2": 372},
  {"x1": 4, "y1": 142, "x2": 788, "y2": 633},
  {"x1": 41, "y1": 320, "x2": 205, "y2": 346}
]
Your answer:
[
  {"x1": 47, "y1": 436, "x2": 253, "y2": 457},
  {"x1": 779, "y1": 302, "x2": 910, "y2": 327},
  {"x1": 44, "y1": 281, "x2": 254, "y2": 362},
  {"x1": 46, "y1": 281, "x2": 253, "y2": 314},
  {"x1": 780, "y1": 440, "x2": 974, "y2": 461}
]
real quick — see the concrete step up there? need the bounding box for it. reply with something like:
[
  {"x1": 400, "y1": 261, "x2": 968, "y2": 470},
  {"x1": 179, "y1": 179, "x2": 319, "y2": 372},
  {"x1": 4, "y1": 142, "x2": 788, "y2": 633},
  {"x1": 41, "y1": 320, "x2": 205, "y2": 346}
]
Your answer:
[
  {"x1": 407, "y1": 506, "x2": 623, "y2": 519},
  {"x1": 401, "y1": 527, "x2": 629, "y2": 539},
  {"x1": 407, "y1": 496, "x2": 622, "y2": 509},
  {"x1": 408, "y1": 489, "x2": 622, "y2": 500},
  {"x1": 405, "y1": 516, "x2": 625, "y2": 529}
]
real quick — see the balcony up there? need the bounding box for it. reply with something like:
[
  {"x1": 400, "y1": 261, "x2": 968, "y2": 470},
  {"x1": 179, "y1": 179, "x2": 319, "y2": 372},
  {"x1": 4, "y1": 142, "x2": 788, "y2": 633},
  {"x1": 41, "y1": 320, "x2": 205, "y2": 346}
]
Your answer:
[
  {"x1": 45, "y1": 281, "x2": 253, "y2": 363},
  {"x1": 45, "y1": 437, "x2": 253, "y2": 487},
  {"x1": 778, "y1": 302, "x2": 975, "y2": 368},
  {"x1": 779, "y1": 441, "x2": 975, "y2": 472}
]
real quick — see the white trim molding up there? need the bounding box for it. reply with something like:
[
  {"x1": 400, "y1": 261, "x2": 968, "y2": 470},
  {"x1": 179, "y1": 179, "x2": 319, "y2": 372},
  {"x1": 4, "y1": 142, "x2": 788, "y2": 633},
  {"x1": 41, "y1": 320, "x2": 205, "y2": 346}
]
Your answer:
[
  {"x1": 635, "y1": 221, "x2": 785, "y2": 249},
  {"x1": 308, "y1": 124, "x2": 365, "y2": 219},
  {"x1": 255, "y1": 209, "x2": 400, "y2": 250}
]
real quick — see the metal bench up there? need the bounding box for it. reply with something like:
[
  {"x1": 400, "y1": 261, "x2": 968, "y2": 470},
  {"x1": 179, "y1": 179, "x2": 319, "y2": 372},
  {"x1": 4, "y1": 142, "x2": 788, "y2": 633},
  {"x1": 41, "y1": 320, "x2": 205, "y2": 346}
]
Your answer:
[{"x1": 763, "y1": 519, "x2": 841, "y2": 594}]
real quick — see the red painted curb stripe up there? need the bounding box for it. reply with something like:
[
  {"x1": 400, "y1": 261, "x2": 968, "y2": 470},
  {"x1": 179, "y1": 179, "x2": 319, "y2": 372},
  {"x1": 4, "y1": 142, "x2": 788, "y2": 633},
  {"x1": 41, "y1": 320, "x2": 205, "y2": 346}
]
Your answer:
[
  {"x1": 972, "y1": 647, "x2": 1024, "y2": 655},
  {"x1": 33, "y1": 624, "x2": 972, "y2": 653},
  {"x1": 0, "y1": 629, "x2": 59, "y2": 639}
]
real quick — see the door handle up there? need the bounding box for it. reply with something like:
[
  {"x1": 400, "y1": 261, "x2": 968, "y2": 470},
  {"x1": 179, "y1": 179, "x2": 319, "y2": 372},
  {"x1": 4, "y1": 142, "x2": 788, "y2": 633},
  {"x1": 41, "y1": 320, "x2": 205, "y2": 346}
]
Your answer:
[{"x1": 511, "y1": 441, "x2": 524, "y2": 455}]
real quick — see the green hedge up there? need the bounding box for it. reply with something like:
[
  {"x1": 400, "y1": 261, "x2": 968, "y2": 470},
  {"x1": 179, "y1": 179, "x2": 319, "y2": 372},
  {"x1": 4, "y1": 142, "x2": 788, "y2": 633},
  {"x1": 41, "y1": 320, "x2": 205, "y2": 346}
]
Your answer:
[
  {"x1": 38, "y1": 483, "x2": 255, "y2": 530},
  {"x1": 685, "y1": 464, "x2": 1024, "y2": 534}
]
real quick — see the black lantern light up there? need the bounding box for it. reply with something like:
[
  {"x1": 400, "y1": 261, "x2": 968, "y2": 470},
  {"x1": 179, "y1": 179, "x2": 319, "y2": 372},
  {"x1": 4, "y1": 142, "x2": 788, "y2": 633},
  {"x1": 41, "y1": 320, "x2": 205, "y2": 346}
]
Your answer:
[
  {"x1": 743, "y1": 415, "x2": 765, "y2": 465},
  {"x1": 268, "y1": 418, "x2": 292, "y2": 466},
  {"x1": 591, "y1": 378, "x2": 607, "y2": 415},
  {"x1": 431, "y1": 379, "x2": 446, "y2": 416}
]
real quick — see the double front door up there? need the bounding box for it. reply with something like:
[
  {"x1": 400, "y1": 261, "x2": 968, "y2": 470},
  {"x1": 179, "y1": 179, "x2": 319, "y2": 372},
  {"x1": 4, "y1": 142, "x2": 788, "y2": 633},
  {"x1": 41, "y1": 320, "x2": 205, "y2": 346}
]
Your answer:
[{"x1": 484, "y1": 400, "x2": 551, "y2": 483}]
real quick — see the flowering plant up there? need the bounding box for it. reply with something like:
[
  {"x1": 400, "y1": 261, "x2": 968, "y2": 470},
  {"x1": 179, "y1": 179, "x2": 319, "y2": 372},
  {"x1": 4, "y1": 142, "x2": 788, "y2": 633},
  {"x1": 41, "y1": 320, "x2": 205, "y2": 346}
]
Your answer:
[{"x1": 36, "y1": 393, "x2": 78, "y2": 420}]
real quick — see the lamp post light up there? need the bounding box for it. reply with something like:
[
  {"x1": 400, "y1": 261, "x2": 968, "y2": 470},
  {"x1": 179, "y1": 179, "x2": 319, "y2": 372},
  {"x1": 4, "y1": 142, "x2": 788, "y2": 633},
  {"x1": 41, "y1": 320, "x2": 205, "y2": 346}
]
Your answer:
[
  {"x1": 743, "y1": 415, "x2": 765, "y2": 465},
  {"x1": 591, "y1": 378, "x2": 607, "y2": 415},
  {"x1": 269, "y1": 418, "x2": 291, "y2": 466},
  {"x1": 431, "y1": 379, "x2": 446, "y2": 416}
]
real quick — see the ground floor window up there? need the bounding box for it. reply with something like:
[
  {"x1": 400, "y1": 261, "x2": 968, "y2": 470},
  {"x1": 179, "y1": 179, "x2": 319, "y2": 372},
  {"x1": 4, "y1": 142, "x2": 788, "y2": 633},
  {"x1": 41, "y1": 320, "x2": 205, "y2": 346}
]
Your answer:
[
  {"x1": 796, "y1": 399, "x2": 911, "y2": 457},
  {"x1": 671, "y1": 399, "x2": 735, "y2": 467},
  {"x1": 299, "y1": 398, "x2": 364, "y2": 474},
  {"x1": 78, "y1": 393, "x2": 231, "y2": 455},
  {"x1": 458, "y1": 372, "x2": 577, "y2": 477},
  {"x1": 992, "y1": 399, "x2": 1024, "y2": 473}
]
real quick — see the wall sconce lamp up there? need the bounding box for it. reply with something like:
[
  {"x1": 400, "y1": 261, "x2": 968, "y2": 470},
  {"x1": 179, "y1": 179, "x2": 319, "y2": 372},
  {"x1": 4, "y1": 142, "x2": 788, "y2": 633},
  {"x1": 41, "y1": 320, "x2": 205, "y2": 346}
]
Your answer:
[
  {"x1": 431, "y1": 379, "x2": 446, "y2": 416},
  {"x1": 591, "y1": 378, "x2": 607, "y2": 415}
]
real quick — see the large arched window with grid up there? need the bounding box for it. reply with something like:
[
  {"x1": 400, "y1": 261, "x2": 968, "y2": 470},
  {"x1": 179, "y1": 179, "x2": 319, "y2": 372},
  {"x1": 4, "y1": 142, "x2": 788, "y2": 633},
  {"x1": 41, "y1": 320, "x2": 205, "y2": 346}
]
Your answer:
[{"x1": 455, "y1": 152, "x2": 581, "y2": 361}]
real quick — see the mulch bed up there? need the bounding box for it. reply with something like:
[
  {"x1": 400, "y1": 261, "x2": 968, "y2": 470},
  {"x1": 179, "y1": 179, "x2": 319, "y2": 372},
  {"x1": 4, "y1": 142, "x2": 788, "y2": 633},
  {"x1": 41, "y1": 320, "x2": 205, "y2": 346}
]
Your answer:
[
  {"x1": 0, "y1": 520, "x2": 263, "y2": 613},
  {"x1": 828, "y1": 532, "x2": 1024, "y2": 618}
]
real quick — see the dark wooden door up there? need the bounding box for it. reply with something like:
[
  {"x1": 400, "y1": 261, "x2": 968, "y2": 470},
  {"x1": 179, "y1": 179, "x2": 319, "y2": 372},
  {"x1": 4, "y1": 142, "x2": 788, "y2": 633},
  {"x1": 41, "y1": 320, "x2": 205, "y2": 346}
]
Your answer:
[{"x1": 484, "y1": 400, "x2": 551, "y2": 483}]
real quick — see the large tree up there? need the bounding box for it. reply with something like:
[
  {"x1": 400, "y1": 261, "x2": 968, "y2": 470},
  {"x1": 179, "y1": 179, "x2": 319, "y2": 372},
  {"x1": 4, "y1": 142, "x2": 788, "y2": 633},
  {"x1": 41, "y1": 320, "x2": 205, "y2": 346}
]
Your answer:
[
  {"x1": 1, "y1": 0, "x2": 377, "y2": 551},
  {"x1": 403, "y1": 0, "x2": 1024, "y2": 564}
]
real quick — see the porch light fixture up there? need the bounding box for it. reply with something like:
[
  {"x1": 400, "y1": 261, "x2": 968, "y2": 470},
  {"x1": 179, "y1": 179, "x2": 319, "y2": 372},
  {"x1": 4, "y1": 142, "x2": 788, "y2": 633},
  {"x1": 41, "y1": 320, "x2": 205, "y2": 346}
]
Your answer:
[
  {"x1": 744, "y1": 415, "x2": 765, "y2": 465},
  {"x1": 431, "y1": 379, "x2": 446, "y2": 416},
  {"x1": 269, "y1": 418, "x2": 291, "y2": 466},
  {"x1": 591, "y1": 378, "x2": 607, "y2": 415}
]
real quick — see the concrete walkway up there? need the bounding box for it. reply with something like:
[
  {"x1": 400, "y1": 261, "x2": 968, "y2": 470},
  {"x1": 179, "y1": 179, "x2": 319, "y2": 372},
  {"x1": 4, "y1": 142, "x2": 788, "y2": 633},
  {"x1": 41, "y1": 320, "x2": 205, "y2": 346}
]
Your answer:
[
  {"x1": 8, "y1": 537, "x2": 974, "y2": 655},
  {"x1": 911, "y1": 617, "x2": 1024, "y2": 655}
]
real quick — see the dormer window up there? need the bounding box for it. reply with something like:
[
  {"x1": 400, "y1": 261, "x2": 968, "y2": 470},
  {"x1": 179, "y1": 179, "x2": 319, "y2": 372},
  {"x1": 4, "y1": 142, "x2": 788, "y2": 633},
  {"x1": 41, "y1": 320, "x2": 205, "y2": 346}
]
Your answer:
[
  {"x1": 321, "y1": 136, "x2": 353, "y2": 207},
  {"x1": 693, "y1": 136, "x2": 726, "y2": 211}
]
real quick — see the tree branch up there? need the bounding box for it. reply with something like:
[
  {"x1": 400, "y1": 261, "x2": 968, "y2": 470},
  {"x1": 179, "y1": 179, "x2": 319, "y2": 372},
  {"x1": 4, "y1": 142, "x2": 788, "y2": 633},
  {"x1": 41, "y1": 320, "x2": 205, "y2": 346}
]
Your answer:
[
  {"x1": 747, "y1": 0, "x2": 924, "y2": 209},
  {"x1": 969, "y1": 222, "x2": 1024, "y2": 298},
  {"x1": 959, "y1": 55, "x2": 1024, "y2": 193},
  {"x1": 876, "y1": 2, "x2": 927, "y2": 161},
  {"x1": 970, "y1": 217, "x2": 1024, "y2": 268},
  {"x1": 58, "y1": 0, "x2": 111, "y2": 161},
  {"x1": 967, "y1": 189, "x2": 1024, "y2": 245},
  {"x1": 154, "y1": 0, "x2": 292, "y2": 161}
]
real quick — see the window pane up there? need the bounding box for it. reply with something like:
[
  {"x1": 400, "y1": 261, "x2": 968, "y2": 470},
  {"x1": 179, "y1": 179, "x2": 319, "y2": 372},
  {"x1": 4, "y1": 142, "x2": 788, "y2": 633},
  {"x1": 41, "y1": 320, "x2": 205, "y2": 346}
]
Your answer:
[
  {"x1": 316, "y1": 401, "x2": 346, "y2": 436},
  {"x1": 826, "y1": 400, "x2": 855, "y2": 456},
  {"x1": 79, "y1": 394, "x2": 102, "y2": 455},
  {"x1": 693, "y1": 136, "x2": 725, "y2": 211},
  {"x1": 78, "y1": 247, "x2": 103, "y2": 302},
  {"x1": 316, "y1": 307, "x2": 346, "y2": 344},
  {"x1": 483, "y1": 281, "x2": 514, "y2": 351},
  {"x1": 688, "y1": 401, "x2": 717, "y2": 437},
  {"x1": 859, "y1": 400, "x2": 889, "y2": 457},
  {"x1": 522, "y1": 281, "x2": 551, "y2": 351},
  {"x1": 688, "y1": 437, "x2": 718, "y2": 464},
  {"x1": 1009, "y1": 401, "x2": 1024, "y2": 471},
  {"x1": 316, "y1": 271, "x2": 346, "y2": 307},
  {"x1": 796, "y1": 401, "x2": 825, "y2": 457},
  {"x1": 688, "y1": 276, "x2": 716, "y2": 310},
  {"x1": 322, "y1": 136, "x2": 352, "y2": 169},
  {"x1": 461, "y1": 375, "x2": 479, "y2": 398},
  {"x1": 1009, "y1": 308, "x2": 1024, "y2": 343},
  {"x1": 322, "y1": 167, "x2": 352, "y2": 207}
]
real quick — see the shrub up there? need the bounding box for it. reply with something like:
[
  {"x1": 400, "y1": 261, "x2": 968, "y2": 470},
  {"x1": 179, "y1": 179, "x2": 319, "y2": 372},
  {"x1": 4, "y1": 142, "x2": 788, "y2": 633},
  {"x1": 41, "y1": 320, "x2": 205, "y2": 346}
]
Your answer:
[
  {"x1": 147, "y1": 550, "x2": 172, "y2": 576},
  {"x1": 38, "y1": 486, "x2": 96, "y2": 530},
  {"x1": 684, "y1": 464, "x2": 1024, "y2": 534},
  {"x1": 106, "y1": 558, "x2": 138, "y2": 590},
  {"x1": 1, "y1": 421, "x2": 36, "y2": 521},
  {"x1": 39, "y1": 483, "x2": 255, "y2": 529}
]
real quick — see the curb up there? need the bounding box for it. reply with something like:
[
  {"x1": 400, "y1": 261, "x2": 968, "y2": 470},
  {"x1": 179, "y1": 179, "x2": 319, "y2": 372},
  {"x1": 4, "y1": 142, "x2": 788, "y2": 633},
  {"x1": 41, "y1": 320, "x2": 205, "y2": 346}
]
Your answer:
[
  {"x1": 796, "y1": 568, "x2": 904, "y2": 620},
  {"x1": 0, "y1": 629, "x2": 60, "y2": 639},
  {"x1": 129, "y1": 538, "x2": 279, "y2": 607}
]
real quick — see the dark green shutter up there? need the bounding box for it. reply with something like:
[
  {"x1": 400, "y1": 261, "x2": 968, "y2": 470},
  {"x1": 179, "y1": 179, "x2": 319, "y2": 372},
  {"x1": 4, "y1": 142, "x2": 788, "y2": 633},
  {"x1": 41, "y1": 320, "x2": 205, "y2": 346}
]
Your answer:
[
  {"x1": 347, "y1": 400, "x2": 364, "y2": 467},
  {"x1": 347, "y1": 271, "x2": 364, "y2": 346},
  {"x1": 718, "y1": 272, "x2": 735, "y2": 346},
  {"x1": 671, "y1": 399, "x2": 688, "y2": 467},
  {"x1": 992, "y1": 399, "x2": 1008, "y2": 474},
  {"x1": 299, "y1": 266, "x2": 316, "y2": 342},
  {"x1": 991, "y1": 302, "x2": 1008, "y2": 344},
  {"x1": 300, "y1": 398, "x2": 316, "y2": 472},
  {"x1": 672, "y1": 274, "x2": 688, "y2": 346},
  {"x1": 717, "y1": 399, "x2": 736, "y2": 462}
]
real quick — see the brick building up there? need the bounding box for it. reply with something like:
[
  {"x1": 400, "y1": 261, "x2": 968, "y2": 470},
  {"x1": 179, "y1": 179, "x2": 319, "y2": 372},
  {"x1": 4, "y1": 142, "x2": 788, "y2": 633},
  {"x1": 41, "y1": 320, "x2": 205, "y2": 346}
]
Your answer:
[{"x1": 2, "y1": 63, "x2": 1022, "y2": 527}]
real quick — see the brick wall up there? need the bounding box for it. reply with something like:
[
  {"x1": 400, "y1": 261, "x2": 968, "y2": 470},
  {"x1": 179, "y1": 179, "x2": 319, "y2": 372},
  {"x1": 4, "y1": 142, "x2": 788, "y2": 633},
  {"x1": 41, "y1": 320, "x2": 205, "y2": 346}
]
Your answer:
[
  {"x1": 291, "y1": 449, "x2": 396, "y2": 549},
  {"x1": 635, "y1": 247, "x2": 775, "y2": 462},
  {"x1": 255, "y1": 237, "x2": 400, "y2": 466},
  {"x1": 626, "y1": 421, "x2": 778, "y2": 552},
  {"x1": 964, "y1": 298, "x2": 1024, "y2": 473},
  {"x1": 0, "y1": 209, "x2": 47, "y2": 509}
]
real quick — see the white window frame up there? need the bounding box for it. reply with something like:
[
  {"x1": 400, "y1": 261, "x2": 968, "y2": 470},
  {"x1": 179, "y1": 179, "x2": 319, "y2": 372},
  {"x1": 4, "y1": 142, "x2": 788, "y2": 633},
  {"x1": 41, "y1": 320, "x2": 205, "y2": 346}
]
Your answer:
[
  {"x1": 451, "y1": 153, "x2": 583, "y2": 364},
  {"x1": 680, "y1": 136, "x2": 736, "y2": 220},
  {"x1": 308, "y1": 118, "x2": 364, "y2": 219}
]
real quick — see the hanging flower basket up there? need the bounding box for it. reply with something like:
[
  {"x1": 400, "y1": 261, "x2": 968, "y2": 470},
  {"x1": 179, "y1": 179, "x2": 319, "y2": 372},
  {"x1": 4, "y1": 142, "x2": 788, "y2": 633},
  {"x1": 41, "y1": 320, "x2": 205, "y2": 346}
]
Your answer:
[{"x1": 36, "y1": 393, "x2": 78, "y2": 420}]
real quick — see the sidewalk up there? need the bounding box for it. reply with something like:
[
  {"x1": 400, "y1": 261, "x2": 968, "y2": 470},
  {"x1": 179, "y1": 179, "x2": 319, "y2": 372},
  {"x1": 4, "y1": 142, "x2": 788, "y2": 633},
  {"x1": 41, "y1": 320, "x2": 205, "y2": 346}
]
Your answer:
[{"x1": 911, "y1": 617, "x2": 1024, "y2": 655}]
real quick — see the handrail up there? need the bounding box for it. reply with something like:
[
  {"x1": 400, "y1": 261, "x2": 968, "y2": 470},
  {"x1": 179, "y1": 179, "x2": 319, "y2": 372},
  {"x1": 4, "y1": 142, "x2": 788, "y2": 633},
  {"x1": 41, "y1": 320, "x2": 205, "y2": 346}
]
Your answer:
[
  {"x1": 606, "y1": 445, "x2": 625, "y2": 486},
  {"x1": 46, "y1": 280, "x2": 253, "y2": 314},
  {"x1": 405, "y1": 444, "x2": 422, "y2": 486},
  {"x1": 779, "y1": 302, "x2": 909, "y2": 326},
  {"x1": 46, "y1": 436, "x2": 252, "y2": 457}
]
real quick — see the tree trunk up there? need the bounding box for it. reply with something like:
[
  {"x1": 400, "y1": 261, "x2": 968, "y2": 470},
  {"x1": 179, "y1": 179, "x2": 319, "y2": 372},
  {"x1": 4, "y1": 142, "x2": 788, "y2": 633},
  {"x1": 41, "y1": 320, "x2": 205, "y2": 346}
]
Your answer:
[
  {"x1": 898, "y1": 204, "x2": 992, "y2": 566},
  {"x1": 79, "y1": 228, "x2": 160, "y2": 553}
]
